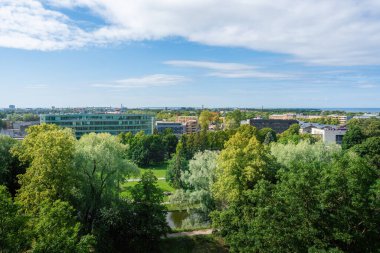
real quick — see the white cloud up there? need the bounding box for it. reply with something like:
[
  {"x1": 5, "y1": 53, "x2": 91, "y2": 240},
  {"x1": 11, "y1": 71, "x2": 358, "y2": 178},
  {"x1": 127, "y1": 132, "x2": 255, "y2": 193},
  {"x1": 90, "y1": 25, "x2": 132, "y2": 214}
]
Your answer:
[
  {"x1": 164, "y1": 60, "x2": 254, "y2": 71},
  {"x1": 165, "y1": 60, "x2": 293, "y2": 79},
  {"x1": 0, "y1": 0, "x2": 89, "y2": 50},
  {"x1": 2, "y1": 0, "x2": 380, "y2": 65},
  {"x1": 92, "y1": 74, "x2": 188, "y2": 88}
]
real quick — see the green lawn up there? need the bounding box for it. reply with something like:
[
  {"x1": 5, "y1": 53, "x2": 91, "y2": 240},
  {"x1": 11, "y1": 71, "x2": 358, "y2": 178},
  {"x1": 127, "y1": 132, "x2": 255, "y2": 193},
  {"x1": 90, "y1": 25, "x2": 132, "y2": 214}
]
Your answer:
[
  {"x1": 159, "y1": 235, "x2": 228, "y2": 253},
  {"x1": 138, "y1": 162, "x2": 169, "y2": 178},
  {"x1": 122, "y1": 180, "x2": 174, "y2": 193},
  {"x1": 120, "y1": 162, "x2": 175, "y2": 199}
]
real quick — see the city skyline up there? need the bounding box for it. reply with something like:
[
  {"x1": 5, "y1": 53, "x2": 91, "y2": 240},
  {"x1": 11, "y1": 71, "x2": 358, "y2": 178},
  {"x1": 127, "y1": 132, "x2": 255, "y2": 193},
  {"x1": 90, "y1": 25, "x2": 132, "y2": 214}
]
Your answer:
[{"x1": 1, "y1": 0, "x2": 380, "y2": 108}]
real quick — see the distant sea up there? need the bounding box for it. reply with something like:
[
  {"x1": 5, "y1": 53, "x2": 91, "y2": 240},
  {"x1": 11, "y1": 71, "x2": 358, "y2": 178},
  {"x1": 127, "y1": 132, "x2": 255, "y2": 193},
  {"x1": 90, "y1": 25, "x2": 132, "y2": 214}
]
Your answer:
[{"x1": 320, "y1": 108, "x2": 380, "y2": 113}]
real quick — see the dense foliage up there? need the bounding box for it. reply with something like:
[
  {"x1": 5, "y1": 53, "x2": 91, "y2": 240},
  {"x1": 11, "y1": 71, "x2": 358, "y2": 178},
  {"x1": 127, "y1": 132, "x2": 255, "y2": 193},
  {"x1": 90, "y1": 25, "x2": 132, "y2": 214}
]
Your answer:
[
  {"x1": 212, "y1": 141, "x2": 379, "y2": 252},
  {"x1": 1, "y1": 116, "x2": 379, "y2": 253},
  {"x1": 119, "y1": 130, "x2": 178, "y2": 167},
  {"x1": 170, "y1": 151, "x2": 219, "y2": 225},
  {"x1": 0, "y1": 125, "x2": 168, "y2": 253},
  {"x1": 0, "y1": 135, "x2": 25, "y2": 196},
  {"x1": 298, "y1": 117, "x2": 340, "y2": 125}
]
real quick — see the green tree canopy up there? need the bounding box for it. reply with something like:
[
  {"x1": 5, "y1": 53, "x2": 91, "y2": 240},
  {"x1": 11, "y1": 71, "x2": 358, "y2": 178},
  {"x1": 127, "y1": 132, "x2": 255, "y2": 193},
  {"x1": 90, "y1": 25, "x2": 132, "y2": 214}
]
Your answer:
[
  {"x1": 31, "y1": 200, "x2": 94, "y2": 253},
  {"x1": 342, "y1": 126, "x2": 365, "y2": 150},
  {"x1": 73, "y1": 133, "x2": 139, "y2": 232},
  {"x1": 352, "y1": 136, "x2": 380, "y2": 170},
  {"x1": 212, "y1": 142, "x2": 379, "y2": 253},
  {"x1": 171, "y1": 151, "x2": 219, "y2": 223},
  {"x1": 0, "y1": 135, "x2": 25, "y2": 196},
  {"x1": 0, "y1": 185, "x2": 30, "y2": 253},
  {"x1": 94, "y1": 171, "x2": 169, "y2": 252},
  {"x1": 199, "y1": 110, "x2": 213, "y2": 131},
  {"x1": 225, "y1": 110, "x2": 242, "y2": 130},
  {"x1": 166, "y1": 141, "x2": 189, "y2": 188},
  {"x1": 13, "y1": 124, "x2": 77, "y2": 214},
  {"x1": 212, "y1": 126, "x2": 276, "y2": 204}
]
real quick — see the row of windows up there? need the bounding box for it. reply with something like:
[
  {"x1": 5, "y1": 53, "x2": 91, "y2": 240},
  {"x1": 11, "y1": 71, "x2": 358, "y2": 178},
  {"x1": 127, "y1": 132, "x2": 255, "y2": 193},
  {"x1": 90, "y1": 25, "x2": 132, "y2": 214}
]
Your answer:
[
  {"x1": 43, "y1": 115, "x2": 152, "y2": 121},
  {"x1": 74, "y1": 126, "x2": 149, "y2": 131},
  {"x1": 53, "y1": 121, "x2": 150, "y2": 126}
]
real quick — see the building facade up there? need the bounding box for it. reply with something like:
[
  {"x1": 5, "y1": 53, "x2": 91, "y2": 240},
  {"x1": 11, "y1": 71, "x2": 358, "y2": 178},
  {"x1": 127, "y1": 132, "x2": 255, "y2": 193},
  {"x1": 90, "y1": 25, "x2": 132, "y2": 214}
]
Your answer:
[
  {"x1": 0, "y1": 121, "x2": 39, "y2": 140},
  {"x1": 269, "y1": 113, "x2": 296, "y2": 120},
  {"x1": 246, "y1": 119, "x2": 298, "y2": 133},
  {"x1": 311, "y1": 127, "x2": 347, "y2": 145},
  {"x1": 328, "y1": 115, "x2": 348, "y2": 125},
  {"x1": 176, "y1": 116, "x2": 199, "y2": 134},
  {"x1": 155, "y1": 121, "x2": 185, "y2": 135},
  {"x1": 40, "y1": 114, "x2": 154, "y2": 138}
]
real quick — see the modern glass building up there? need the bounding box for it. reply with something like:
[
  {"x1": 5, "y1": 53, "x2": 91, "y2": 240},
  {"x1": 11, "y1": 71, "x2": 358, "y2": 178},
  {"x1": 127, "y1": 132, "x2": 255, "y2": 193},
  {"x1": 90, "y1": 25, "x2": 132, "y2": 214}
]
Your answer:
[
  {"x1": 155, "y1": 121, "x2": 185, "y2": 135},
  {"x1": 40, "y1": 114, "x2": 154, "y2": 138}
]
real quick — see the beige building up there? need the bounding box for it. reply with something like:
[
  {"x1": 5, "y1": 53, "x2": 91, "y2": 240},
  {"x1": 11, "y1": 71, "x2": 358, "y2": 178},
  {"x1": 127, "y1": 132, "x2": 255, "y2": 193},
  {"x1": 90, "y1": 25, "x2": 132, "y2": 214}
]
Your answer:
[
  {"x1": 296, "y1": 115, "x2": 323, "y2": 120},
  {"x1": 328, "y1": 115, "x2": 348, "y2": 125},
  {"x1": 176, "y1": 116, "x2": 199, "y2": 134},
  {"x1": 269, "y1": 114, "x2": 296, "y2": 120}
]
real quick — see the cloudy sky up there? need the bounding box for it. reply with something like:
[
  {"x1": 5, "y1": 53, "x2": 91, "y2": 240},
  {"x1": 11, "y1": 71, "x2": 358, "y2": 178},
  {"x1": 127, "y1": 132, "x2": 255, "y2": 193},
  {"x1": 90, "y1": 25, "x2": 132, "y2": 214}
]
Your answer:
[{"x1": 1, "y1": 0, "x2": 380, "y2": 108}]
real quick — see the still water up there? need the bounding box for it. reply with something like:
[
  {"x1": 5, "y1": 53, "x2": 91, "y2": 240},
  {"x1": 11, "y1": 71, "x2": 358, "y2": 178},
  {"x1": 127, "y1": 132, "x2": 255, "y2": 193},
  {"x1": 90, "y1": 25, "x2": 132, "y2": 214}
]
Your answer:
[{"x1": 166, "y1": 210, "x2": 189, "y2": 229}]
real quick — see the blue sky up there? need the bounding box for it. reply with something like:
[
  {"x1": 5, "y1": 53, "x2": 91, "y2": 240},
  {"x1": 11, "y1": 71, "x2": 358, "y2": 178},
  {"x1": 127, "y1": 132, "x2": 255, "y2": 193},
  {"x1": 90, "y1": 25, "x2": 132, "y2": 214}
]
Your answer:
[{"x1": 1, "y1": 0, "x2": 380, "y2": 108}]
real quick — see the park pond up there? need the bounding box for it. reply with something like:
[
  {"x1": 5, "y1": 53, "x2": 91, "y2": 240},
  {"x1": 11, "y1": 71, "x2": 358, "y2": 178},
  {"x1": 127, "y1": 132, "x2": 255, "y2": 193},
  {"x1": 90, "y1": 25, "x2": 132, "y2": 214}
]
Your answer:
[{"x1": 166, "y1": 210, "x2": 189, "y2": 229}]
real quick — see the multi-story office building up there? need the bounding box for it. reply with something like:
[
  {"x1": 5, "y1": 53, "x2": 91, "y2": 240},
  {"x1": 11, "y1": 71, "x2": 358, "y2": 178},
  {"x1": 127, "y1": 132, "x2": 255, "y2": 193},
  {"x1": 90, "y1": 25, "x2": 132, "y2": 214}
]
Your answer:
[
  {"x1": 244, "y1": 119, "x2": 298, "y2": 133},
  {"x1": 40, "y1": 114, "x2": 154, "y2": 138},
  {"x1": 155, "y1": 121, "x2": 185, "y2": 135}
]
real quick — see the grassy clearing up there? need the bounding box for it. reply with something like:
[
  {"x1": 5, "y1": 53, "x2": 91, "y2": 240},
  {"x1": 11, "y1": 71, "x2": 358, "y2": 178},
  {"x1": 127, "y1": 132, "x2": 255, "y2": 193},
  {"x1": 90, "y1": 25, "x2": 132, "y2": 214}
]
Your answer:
[
  {"x1": 122, "y1": 179, "x2": 174, "y2": 192},
  {"x1": 139, "y1": 162, "x2": 168, "y2": 178},
  {"x1": 159, "y1": 235, "x2": 228, "y2": 253},
  {"x1": 156, "y1": 180, "x2": 175, "y2": 192},
  {"x1": 121, "y1": 181, "x2": 175, "y2": 200}
]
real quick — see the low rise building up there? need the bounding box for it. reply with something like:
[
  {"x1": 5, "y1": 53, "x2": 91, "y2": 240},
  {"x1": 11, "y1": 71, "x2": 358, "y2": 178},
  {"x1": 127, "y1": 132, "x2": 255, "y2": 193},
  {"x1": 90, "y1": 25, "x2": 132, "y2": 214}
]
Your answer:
[
  {"x1": 40, "y1": 114, "x2": 154, "y2": 138},
  {"x1": 311, "y1": 127, "x2": 347, "y2": 145},
  {"x1": 155, "y1": 121, "x2": 185, "y2": 135},
  {"x1": 269, "y1": 113, "x2": 296, "y2": 120},
  {"x1": 0, "y1": 121, "x2": 39, "y2": 139},
  {"x1": 299, "y1": 122, "x2": 336, "y2": 134},
  {"x1": 353, "y1": 113, "x2": 380, "y2": 119},
  {"x1": 296, "y1": 115, "x2": 323, "y2": 120},
  {"x1": 328, "y1": 114, "x2": 348, "y2": 125},
  {"x1": 244, "y1": 119, "x2": 298, "y2": 133},
  {"x1": 176, "y1": 116, "x2": 199, "y2": 134}
]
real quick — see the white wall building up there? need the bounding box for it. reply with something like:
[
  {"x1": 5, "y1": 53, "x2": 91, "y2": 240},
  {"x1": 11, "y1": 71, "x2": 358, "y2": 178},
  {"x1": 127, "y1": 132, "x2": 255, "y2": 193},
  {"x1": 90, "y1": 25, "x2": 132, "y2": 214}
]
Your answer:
[{"x1": 311, "y1": 127, "x2": 347, "y2": 145}]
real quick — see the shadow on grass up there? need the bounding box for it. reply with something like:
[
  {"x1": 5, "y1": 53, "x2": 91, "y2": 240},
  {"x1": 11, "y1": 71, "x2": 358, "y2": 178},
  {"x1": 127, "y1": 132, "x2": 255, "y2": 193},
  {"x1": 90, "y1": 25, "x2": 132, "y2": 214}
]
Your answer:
[{"x1": 159, "y1": 235, "x2": 228, "y2": 253}]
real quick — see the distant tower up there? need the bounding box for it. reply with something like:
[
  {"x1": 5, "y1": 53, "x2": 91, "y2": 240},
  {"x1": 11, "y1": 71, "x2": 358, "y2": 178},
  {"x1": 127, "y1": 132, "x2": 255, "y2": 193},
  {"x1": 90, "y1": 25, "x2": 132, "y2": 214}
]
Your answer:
[{"x1": 9, "y1": 105, "x2": 15, "y2": 109}]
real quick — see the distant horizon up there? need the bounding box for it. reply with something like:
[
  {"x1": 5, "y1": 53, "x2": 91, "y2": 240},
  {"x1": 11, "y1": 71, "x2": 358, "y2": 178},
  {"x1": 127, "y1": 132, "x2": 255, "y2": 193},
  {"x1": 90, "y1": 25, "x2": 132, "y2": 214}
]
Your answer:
[{"x1": 2, "y1": 106, "x2": 380, "y2": 113}]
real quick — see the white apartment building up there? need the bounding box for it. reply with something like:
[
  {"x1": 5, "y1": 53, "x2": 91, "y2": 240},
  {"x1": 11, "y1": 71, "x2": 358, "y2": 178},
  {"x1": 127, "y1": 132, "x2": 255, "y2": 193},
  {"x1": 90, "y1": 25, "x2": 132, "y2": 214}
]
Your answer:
[{"x1": 311, "y1": 127, "x2": 347, "y2": 145}]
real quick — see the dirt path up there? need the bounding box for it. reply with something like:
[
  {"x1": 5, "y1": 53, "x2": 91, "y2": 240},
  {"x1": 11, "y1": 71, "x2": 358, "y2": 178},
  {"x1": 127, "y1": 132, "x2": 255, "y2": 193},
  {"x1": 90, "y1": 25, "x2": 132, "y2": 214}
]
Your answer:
[
  {"x1": 126, "y1": 177, "x2": 165, "y2": 182},
  {"x1": 165, "y1": 229, "x2": 213, "y2": 238}
]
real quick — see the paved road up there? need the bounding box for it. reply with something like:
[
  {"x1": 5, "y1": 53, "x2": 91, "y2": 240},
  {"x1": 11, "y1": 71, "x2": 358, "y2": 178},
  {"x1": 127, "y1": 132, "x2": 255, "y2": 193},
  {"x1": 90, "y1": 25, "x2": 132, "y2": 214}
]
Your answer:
[{"x1": 165, "y1": 229, "x2": 213, "y2": 238}]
